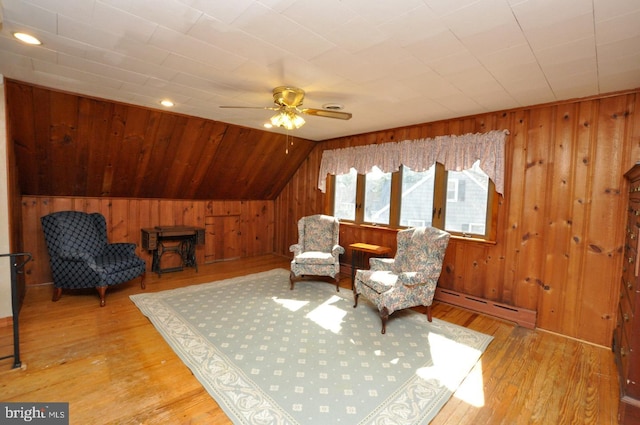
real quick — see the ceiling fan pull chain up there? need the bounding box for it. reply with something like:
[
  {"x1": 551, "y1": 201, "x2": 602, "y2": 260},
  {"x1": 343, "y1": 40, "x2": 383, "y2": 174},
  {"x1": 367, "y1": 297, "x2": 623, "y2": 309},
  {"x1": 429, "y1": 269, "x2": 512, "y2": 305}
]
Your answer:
[{"x1": 285, "y1": 131, "x2": 289, "y2": 154}]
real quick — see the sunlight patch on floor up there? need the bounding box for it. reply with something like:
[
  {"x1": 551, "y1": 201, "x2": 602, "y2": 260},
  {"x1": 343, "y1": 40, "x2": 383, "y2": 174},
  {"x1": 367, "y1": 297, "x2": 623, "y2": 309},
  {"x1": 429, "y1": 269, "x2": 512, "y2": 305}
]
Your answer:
[
  {"x1": 415, "y1": 332, "x2": 485, "y2": 407},
  {"x1": 271, "y1": 296, "x2": 309, "y2": 311},
  {"x1": 452, "y1": 360, "x2": 485, "y2": 407},
  {"x1": 305, "y1": 295, "x2": 346, "y2": 333}
]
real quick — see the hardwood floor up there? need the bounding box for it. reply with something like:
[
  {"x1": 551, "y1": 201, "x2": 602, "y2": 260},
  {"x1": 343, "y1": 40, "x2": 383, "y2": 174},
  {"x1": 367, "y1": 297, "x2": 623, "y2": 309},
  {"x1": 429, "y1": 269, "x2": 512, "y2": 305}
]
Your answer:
[{"x1": 0, "y1": 255, "x2": 620, "y2": 424}]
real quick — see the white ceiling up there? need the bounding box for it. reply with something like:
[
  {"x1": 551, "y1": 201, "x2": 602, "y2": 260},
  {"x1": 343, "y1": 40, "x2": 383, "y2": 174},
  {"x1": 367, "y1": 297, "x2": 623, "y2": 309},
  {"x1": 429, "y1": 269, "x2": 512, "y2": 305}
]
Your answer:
[{"x1": 1, "y1": 0, "x2": 639, "y2": 141}]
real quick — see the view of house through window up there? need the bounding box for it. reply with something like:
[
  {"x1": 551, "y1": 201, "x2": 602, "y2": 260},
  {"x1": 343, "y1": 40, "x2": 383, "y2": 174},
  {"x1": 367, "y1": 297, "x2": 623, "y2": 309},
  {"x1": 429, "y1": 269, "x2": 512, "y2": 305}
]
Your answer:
[
  {"x1": 364, "y1": 166, "x2": 391, "y2": 225},
  {"x1": 445, "y1": 161, "x2": 489, "y2": 235},
  {"x1": 400, "y1": 165, "x2": 435, "y2": 227},
  {"x1": 334, "y1": 168, "x2": 357, "y2": 221},
  {"x1": 332, "y1": 160, "x2": 492, "y2": 239}
]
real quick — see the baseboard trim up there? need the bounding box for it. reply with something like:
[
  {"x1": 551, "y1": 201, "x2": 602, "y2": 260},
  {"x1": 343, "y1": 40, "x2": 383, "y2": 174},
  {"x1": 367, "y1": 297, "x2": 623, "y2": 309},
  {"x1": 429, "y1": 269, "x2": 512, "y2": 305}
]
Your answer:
[
  {"x1": 435, "y1": 287, "x2": 537, "y2": 329},
  {"x1": 342, "y1": 264, "x2": 537, "y2": 329}
]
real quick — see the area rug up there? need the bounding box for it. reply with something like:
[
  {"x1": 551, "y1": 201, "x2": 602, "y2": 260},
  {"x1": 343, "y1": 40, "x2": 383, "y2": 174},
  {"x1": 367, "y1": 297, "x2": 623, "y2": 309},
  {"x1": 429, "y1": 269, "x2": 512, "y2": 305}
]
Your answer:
[{"x1": 130, "y1": 269, "x2": 493, "y2": 424}]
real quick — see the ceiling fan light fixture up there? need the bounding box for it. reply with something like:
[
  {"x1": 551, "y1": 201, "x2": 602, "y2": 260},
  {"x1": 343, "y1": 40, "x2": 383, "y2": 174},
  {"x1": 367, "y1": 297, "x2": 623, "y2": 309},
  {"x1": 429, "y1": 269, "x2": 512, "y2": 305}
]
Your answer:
[
  {"x1": 221, "y1": 86, "x2": 351, "y2": 130},
  {"x1": 291, "y1": 112, "x2": 305, "y2": 128},
  {"x1": 270, "y1": 112, "x2": 285, "y2": 128},
  {"x1": 270, "y1": 110, "x2": 305, "y2": 130}
]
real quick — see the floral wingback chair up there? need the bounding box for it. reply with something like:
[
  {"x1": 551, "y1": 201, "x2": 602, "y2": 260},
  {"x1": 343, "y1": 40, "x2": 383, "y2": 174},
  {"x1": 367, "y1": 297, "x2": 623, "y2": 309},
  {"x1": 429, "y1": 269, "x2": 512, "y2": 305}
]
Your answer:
[
  {"x1": 289, "y1": 214, "x2": 344, "y2": 291},
  {"x1": 353, "y1": 227, "x2": 450, "y2": 334},
  {"x1": 41, "y1": 211, "x2": 146, "y2": 307}
]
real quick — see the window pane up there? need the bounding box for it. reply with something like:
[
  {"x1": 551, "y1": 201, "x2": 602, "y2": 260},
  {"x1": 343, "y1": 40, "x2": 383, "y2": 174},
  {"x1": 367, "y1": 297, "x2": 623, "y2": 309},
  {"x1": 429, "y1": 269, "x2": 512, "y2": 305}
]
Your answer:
[
  {"x1": 364, "y1": 166, "x2": 391, "y2": 225},
  {"x1": 445, "y1": 160, "x2": 489, "y2": 235},
  {"x1": 399, "y1": 165, "x2": 435, "y2": 227},
  {"x1": 334, "y1": 168, "x2": 357, "y2": 220}
]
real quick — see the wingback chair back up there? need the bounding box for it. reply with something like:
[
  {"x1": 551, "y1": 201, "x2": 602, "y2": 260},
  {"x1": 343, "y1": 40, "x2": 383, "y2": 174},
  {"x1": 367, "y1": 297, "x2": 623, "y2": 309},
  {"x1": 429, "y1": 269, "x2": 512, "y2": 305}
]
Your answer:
[
  {"x1": 392, "y1": 227, "x2": 450, "y2": 275},
  {"x1": 289, "y1": 214, "x2": 344, "y2": 291},
  {"x1": 41, "y1": 211, "x2": 146, "y2": 307},
  {"x1": 298, "y1": 214, "x2": 339, "y2": 253},
  {"x1": 43, "y1": 211, "x2": 108, "y2": 258},
  {"x1": 353, "y1": 227, "x2": 450, "y2": 334}
]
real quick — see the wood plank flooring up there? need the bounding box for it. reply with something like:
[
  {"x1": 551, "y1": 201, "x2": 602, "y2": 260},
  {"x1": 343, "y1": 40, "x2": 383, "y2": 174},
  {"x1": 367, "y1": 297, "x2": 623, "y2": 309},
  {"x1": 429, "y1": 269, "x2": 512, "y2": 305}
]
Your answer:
[{"x1": 0, "y1": 255, "x2": 620, "y2": 424}]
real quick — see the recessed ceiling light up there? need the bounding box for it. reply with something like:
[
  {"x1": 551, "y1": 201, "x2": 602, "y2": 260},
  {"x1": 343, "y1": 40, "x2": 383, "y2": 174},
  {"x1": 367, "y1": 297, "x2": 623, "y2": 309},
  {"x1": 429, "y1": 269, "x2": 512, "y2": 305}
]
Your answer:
[
  {"x1": 263, "y1": 123, "x2": 273, "y2": 129},
  {"x1": 160, "y1": 99, "x2": 174, "y2": 107},
  {"x1": 13, "y1": 32, "x2": 42, "y2": 45}
]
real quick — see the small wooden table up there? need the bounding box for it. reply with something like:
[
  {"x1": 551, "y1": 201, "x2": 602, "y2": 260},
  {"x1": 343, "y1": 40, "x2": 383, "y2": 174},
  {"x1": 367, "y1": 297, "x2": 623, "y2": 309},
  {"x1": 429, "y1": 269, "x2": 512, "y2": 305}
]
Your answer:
[{"x1": 350, "y1": 243, "x2": 392, "y2": 288}]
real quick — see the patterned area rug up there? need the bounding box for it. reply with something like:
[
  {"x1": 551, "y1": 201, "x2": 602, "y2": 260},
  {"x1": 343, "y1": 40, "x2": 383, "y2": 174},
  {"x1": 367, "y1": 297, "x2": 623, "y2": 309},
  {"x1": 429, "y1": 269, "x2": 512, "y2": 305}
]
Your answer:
[{"x1": 130, "y1": 269, "x2": 493, "y2": 424}]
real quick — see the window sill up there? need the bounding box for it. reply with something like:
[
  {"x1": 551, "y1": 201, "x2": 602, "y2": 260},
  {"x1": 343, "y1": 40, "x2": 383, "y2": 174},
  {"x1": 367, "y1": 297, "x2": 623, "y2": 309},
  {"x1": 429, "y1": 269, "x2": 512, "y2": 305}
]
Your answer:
[
  {"x1": 338, "y1": 221, "x2": 497, "y2": 244},
  {"x1": 450, "y1": 234, "x2": 497, "y2": 245},
  {"x1": 338, "y1": 221, "x2": 400, "y2": 233}
]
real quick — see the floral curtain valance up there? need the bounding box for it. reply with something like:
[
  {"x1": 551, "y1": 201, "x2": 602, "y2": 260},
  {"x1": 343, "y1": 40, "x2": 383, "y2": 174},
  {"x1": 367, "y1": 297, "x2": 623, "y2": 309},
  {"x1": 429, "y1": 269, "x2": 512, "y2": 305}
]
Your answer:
[{"x1": 318, "y1": 130, "x2": 508, "y2": 195}]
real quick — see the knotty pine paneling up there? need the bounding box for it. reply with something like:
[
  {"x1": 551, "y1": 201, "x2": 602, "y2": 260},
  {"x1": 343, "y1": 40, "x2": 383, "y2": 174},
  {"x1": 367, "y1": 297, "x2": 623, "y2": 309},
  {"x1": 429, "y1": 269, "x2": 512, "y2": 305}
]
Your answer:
[
  {"x1": 21, "y1": 196, "x2": 275, "y2": 287},
  {"x1": 274, "y1": 89, "x2": 640, "y2": 346},
  {"x1": 6, "y1": 79, "x2": 316, "y2": 201}
]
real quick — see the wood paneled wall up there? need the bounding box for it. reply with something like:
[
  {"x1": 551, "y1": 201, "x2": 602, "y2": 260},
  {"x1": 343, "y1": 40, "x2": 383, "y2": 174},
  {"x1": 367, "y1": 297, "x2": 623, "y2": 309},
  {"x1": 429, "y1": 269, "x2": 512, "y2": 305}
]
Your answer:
[
  {"x1": 275, "y1": 89, "x2": 640, "y2": 347},
  {"x1": 5, "y1": 79, "x2": 315, "y2": 201},
  {"x1": 22, "y1": 196, "x2": 275, "y2": 287}
]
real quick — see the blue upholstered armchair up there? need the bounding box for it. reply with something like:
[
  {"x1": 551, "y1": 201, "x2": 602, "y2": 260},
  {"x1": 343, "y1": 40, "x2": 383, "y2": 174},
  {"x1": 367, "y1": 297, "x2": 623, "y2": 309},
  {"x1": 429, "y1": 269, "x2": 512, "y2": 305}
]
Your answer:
[
  {"x1": 353, "y1": 227, "x2": 450, "y2": 333},
  {"x1": 289, "y1": 214, "x2": 344, "y2": 291},
  {"x1": 41, "y1": 211, "x2": 146, "y2": 307}
]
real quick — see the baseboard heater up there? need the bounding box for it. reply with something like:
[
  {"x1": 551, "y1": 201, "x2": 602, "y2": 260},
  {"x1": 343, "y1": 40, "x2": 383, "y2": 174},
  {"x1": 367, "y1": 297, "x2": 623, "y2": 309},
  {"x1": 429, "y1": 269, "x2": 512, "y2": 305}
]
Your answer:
[{"x1": 435, "y1": 287, "x2": 537, "y2": 329}]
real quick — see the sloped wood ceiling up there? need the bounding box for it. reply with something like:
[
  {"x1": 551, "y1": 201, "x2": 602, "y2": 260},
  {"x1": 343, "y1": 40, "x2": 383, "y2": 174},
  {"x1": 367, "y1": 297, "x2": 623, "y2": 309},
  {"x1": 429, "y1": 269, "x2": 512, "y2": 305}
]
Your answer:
[{"x1": 5, "y1": 80, "x2": 316, "y2": 200}]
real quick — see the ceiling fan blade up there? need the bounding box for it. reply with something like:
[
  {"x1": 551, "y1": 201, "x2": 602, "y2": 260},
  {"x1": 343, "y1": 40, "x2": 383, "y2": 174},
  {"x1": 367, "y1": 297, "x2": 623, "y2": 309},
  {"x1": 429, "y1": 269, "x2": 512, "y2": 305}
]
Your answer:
[
  {"x1": 300, "y1": 108, "x2": 352, "y2": 120},
  {"x1": 219, "y1": 106, "x2": 280, "y2": 111}
]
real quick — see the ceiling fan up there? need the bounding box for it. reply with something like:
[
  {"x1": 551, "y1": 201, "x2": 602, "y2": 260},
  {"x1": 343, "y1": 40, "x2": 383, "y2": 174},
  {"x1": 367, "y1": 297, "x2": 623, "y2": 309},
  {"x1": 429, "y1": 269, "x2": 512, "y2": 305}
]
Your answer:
[{"x1": 220, "y1": 86, "x2": 352, "y2": 130}]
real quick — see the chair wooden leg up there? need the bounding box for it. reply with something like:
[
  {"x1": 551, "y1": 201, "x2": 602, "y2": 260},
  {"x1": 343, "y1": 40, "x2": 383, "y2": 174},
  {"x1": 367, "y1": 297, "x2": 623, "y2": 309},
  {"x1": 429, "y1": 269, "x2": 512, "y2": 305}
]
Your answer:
[
  {"x1": 334, "y1": 276, "x2": 340, "y2": 292},
  {"x1": 140, "y1": 273, "x2": 146, "y2": 290},
  {"x1": 52, "y1": 287, "x2": 62, "y2": 302},
  {"x1": 289, "y1": 271, "x2": 295, "y2": 290},
  {"x1": 426, "y1": 305, "x2": 432, "y2": 322},
  {"x1": 353, "y1": 292, "x2": 359, "y2": 308},
  {"x1": 97, "y1": 286, "x2": 107, "y2": 307},
  {"x1": 380, "y1": 307, "x2": 389, "y2": 334}
]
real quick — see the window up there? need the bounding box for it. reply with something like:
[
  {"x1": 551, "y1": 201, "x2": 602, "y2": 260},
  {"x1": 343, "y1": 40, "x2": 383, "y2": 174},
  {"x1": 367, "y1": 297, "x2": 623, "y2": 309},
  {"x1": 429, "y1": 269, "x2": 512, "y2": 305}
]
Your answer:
[
  {"x1": 445, "y1": 161, "x2": 489, "y2": 236},
  {"x1": 399, "y1": 165, "x2": 435, "y2": 227},
  {"x1": 334, "y1": 168, "x2": 357, "y2": 221},
  {"x1": 332, "y1": 160, "x2": 495, "y2": 240},
  {"x1": 364, "y1": 166, "x2": 391, "y2": 225}
]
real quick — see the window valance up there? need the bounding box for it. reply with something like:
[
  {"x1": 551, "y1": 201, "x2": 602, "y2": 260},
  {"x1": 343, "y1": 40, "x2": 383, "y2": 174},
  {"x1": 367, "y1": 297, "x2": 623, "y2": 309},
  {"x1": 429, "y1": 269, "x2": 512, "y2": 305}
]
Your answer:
[{"x1": 318, "y1": 130, "x2": 508, "y2": 195}]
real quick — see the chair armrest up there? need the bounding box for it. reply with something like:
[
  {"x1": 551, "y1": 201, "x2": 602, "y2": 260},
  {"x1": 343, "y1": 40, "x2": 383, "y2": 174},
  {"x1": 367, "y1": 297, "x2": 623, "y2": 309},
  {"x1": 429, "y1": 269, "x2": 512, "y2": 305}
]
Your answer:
[
  {"x1": 370, "y1": 257, "x2": 394, "y2": 271},
  {"x1": 289, "y1": 243, "x2": 303, "y2": 256},
  {"x1": 332, "y1": 244, "x2": 345, "y2": 257},
  {"x1": 397, "y1": 269, "x2": 441, "y2": 286},
  {"x1": 59, "y1": 250, "x2": 94, "y2": 262},
  {"x1": 397, "y1": 271, "x2": 423, "y2": 285},
  {"x1": 104, "y1": 243, "x2": 138, "y2": 257}
]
